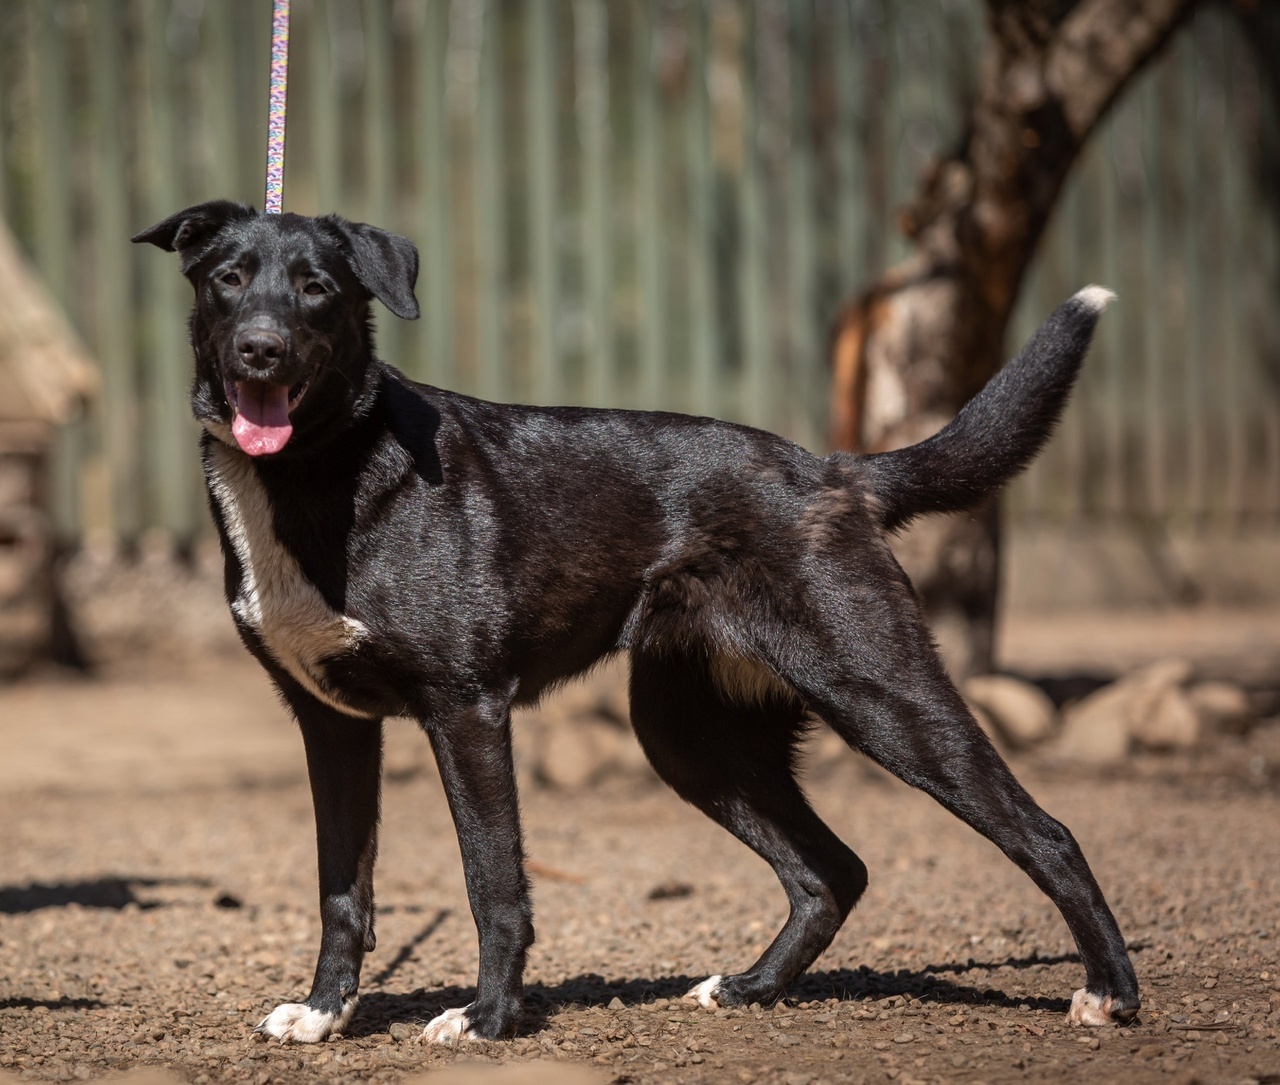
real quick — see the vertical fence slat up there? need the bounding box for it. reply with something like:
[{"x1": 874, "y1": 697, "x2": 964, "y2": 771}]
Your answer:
[
  {"x1": 1259, "y1": 20, "x2": 1280, "y2": 518},
  {"x1": 1060, "y1": 170, "x2": 1088, "y2": 519},
  {"x1": 1099, "y1": 122, "x2": 1126, "y2": 516},
  {"x1": 363, "y1": 0, "x2": 406, "y2": 370},
  {"x1": 419, "y1": 0, "x2": 452, "y2": 387},
  {"x1": 88, "y1": 0, "x2": 137, "y2": 538},
  {"x1": 739, "y1": 0, "x2": 771, "y2": 434},
  {"x1": 527, "y1": 0, "x2": 559, "y2": 404},
  {"x1": 635, "y1": 0, "x2": 664, "y2": 411},
  {"x1": 476, "y1": 0, "x2": 506, "y2": 402},
  {"x1": 787, "y1": 0, "x2": 817, "y2": 447},
  {"x1": 1180, "y1": 23, "x2": 1207, "y2": 519},
  {"x1": 1140, "y1": 70, "x2": 1167, "y2": 518},
  {"x1": 363, "y1": 0, "x2": 392, "y2": 227},
  {"x1": 835, "y1": 0, "x2": 864, "y2": 297},
  {"x1": 309, "y1": 0, "x2": 340, "y2": 212},
  {"x1": 203, "y1": 2, "x2": 240, "y2": 199},
  {"x1": 241, "y1": 0, "x2": 270, "y2": 204},
  {"x1": 141, "y1": 0, "x2": 198, "y2": 540},
  {"x1": 31, "y1": 0, "x2": 81, "y2": 540},
  {"x1": 576, "y1": 0, "x2": 612, "y2": 408},
  {"x1": 33, "y1": 0, "x2": 71, "y2": 306},
  {"x1": 1219, "y1": 17, "x2": 1248, "y2": 521},
  {"x1": 881, "y1": 0, "x2": 908, "y2": 268},
  {"x1": 686, "y1": 2, "x2": 716, "y2": 419},
  {"x1": 0, "y1": 5, "x2": 10, "y2": 224}
]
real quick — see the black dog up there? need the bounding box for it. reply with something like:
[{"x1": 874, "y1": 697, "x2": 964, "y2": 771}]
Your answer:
[{"x1": 133, "y1": 201, "x2": 1138, "y2": 1043}]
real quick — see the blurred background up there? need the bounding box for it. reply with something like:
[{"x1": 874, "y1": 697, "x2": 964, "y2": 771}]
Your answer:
[
  {"x1": 3, "y1": 11, "x2": 1280, "y2": 1079},
  {"x1": 0, "y1": 0, "x2": 1277, "y2": 709}
]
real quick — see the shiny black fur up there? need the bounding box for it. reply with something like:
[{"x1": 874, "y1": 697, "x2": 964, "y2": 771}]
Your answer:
[{"x1": 134, "y1": 203, "x2": 1139, "y2": 1040}]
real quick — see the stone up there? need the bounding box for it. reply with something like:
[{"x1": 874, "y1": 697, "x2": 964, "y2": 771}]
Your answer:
[
  {"x1": 963, "y1": 674, "x2": 1058, "y2": 747},
  {"x1": 519, "y1": 655, "x2": 655, "y2": 791},
  {"x1": 1130, "y1": 686, "x2": 1201, "y2": 751},
  {"x1": 534, "y1": 717, "x2": 633, "y2": 791},
  {"x1": 1056, "y1": 691, "x2": 1131, "y2": 765},
  {"x1": 1056, "y1": 658, "x2": 1194, "y2": 763},
  {"x1": 1187, "y1": 681, "x2": 1255, "y2": 736}
]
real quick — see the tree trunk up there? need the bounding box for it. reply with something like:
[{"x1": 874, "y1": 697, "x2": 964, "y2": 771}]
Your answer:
[{"x1": 829, "y1": 0, "x2": 1200, "y2": 678}]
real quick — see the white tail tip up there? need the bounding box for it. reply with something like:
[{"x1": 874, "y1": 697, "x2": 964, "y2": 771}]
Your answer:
[{"x1": 1074, "y1": 285, "x2": 1117, "y2": 312}]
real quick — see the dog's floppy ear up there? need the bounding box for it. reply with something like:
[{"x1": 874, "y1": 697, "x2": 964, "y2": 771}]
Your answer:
[
  {"x1": 323, "y1": 216, "x2": 421, "y2": 321},
  {"x1": 131, "y1": 200, "x2": 256, "y2": 272}
]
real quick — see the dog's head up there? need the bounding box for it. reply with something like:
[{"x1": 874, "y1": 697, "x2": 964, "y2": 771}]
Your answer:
[{"x1": 133, "y1": 201, "x2": 419, "y2": 457}]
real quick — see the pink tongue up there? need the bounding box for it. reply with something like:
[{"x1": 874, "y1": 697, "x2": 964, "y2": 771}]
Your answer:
[{"x1": 232, "y1": 380, "x2": 293, "y2": 456}]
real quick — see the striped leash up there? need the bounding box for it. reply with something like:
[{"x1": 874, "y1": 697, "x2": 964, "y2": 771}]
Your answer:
[{"x1": 264, "y1": 0, "x2": 290, "y2": 214}]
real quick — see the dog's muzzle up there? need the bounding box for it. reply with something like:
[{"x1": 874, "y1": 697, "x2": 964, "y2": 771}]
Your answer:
[{"x1": 222, "y1": 322, "x2": 311, "y2": 456}]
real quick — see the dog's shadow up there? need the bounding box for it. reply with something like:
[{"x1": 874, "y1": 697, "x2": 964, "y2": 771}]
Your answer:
[
  {"x1": 0, "y1": 876, "x2": 215, "y2": 915},
  {"x1": 351, "y1": 950, "x2": 1088, "y2": 1037}
]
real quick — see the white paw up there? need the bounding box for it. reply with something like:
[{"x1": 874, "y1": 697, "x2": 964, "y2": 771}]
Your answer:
[
  {"x1": 419, "y1": 1005, "x2": 477, "y2": 1045},
  {"x1": 1066, "y1": 988, "x2": 1116, "y2": 1027},
  {"x1": 255, "y1": 998, "x2": 356, "y2": 1042},
  {"x1": 685, "y1": 975, "x2": 723, "y2": 1010}
]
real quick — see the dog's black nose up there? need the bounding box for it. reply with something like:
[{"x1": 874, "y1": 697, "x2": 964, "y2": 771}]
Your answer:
[{"x1": 236, "y1": 328, "x2": 287, "y2": 370}]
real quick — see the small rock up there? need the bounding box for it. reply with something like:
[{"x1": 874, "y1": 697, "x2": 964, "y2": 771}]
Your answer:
[
  {"x1": 1056, "y1": 695, "x2": 1131, "y2": 765},
  {"x1": 1130, "y1": 686, "x2": 1201, "y2": 751},
  {"x1": 646, "y1": 881, "x2": 694, "y2": 902},
  {"x1": 534, "y1": 718, "x2": 628, "y2": 791},
  {"x1": 963, "y1": 674, "x2": 1058, "y2": 747},
  {"x1": 1187, "y1": 681, "x2": 1255, "y2": 736},
  {"x1": 1057, "y1": 658, "x2": 1195, "y2": 763},
  {"x1": 388, "y1": 1022, "x2": 418, "y2": 1041},
  {"x1": 607, "y1": 997, "x2": 625, "y2": 1011}
]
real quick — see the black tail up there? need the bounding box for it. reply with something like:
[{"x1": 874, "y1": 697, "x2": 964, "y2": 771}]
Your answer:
[{"x1": 859, "y1": 286, "x2": 1114, "y2": 533}]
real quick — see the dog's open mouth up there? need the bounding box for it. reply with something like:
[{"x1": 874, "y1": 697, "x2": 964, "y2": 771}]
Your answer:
[{"x1": 225, "y1": 378, "x2": 309, "y2": 456}]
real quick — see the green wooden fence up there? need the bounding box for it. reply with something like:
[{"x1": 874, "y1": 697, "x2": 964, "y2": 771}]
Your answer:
[{"x1": 0, "y1": 0, "x2": 1276, "y2": 544}]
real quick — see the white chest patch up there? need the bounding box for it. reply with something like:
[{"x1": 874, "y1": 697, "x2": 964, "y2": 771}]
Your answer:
[{"x1": 206, "y1": 444, "x2": 372, "y2": 717}]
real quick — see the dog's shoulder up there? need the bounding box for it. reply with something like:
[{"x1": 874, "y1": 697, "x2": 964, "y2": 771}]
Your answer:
[{"x1": 376, "y1": 368, "x2": 448, "y2": 485}]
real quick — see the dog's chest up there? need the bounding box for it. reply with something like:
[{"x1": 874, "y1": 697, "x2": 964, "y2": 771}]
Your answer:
[{"x1": 205, "y1": 445, "x2": 371, "y2": 716}]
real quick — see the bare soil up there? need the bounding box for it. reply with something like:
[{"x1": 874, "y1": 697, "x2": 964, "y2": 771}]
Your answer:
[{"x1": 2, "y1": 643, "x2": 1279, "y2": 1085}]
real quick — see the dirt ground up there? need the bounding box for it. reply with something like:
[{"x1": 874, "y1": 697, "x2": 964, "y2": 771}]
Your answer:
[{"x1": 2, "y1": 608, "x2": 1280, "y2": 1085}]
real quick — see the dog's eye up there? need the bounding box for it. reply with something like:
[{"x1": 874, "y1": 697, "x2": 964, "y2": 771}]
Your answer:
[
  {"x1": 303, "y1": 282, "x2": 327, "y2": 296},
  {"x1": 221, "y1": 272, "x2": 242, "y2": 287}
]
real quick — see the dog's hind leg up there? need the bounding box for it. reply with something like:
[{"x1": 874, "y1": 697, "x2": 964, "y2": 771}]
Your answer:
[
  {"x1": 795, "y1": 615, "x2": 1139, "y2": 1026},
  {"x1": 629, "y1": 650, "x2": 868, "y2": 1009},
  {"x1": 419, "y1": 694, "x2": 532, "y2": 1043},
  {"x1": 257, "y1": 684, "x2": 383, "y2": 1042}
]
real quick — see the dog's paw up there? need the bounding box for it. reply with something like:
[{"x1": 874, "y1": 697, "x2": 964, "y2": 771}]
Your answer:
[
  {"x1": 1066, "y1": 989, "x2": 1124, "y2": 1027},
  {"x1": 255, "y1": 998, "x2": 356, "y2": 1043},
  {"x1": 684, "y1": 975, "x2": 723, "y2": 1010},
  {"x1": 418, "y1": 1005, "x2": 478, "y2": 1045}
]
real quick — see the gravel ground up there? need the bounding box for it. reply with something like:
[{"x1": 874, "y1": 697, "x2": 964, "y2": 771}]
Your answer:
[{"x1": 1, "y1": 657, "x2": 1279, "y2": 1085}]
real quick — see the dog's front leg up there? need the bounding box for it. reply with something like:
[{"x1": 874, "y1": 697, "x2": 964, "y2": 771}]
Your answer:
[
  {"x1": 419, "y1": 696, "x2": 531, "y2": 1043},
  {"x1": 256, "y1": 687, "x2": 383, "y2": 1043}
]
